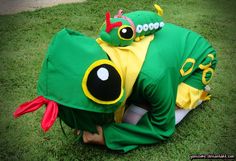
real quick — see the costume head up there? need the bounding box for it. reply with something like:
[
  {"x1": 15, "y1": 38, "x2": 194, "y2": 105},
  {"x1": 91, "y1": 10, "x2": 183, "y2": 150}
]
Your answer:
[
  {"x1": 14, "y1": 29, "x2": 125, "y2": 132},
  {"x1": 99, "y1": 4, "x2": 164, "y2": 46}
]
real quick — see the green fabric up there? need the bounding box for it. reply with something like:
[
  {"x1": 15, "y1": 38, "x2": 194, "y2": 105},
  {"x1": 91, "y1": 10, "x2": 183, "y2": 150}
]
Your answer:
[
  {"x1": 58, "y1": 105, "x2": 114, "y2": 133},
  {"x1": 183, "y1": 62, "x2": 194, "y2": 73},
  {"x1": 104, "y1": 72, "x2": 176, "y2": 152},
  {"x1": 103, "y1": 23, "x2": 217, "y2": 152},
  {"x1": 37, "y1": 28, "x2": 125, "y2": 113},
  {"x1": 205, "y1": 71, "x2": 213, "y2": 82},
  {"x1": 201, "y1": 56, "x2": 212, "y2": 66}
]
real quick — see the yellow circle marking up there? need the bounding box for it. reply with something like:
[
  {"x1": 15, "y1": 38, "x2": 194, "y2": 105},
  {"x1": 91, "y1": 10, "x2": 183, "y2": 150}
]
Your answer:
[
  {"x1": 82, "y1": 59, "x2": 124, "y2": 105},
  {"x1": 180, "y1": 58, "x2": 196, "y2": 76},
  {"x1": 199, "y1": 54, "x2": 215, "y2": 70},
  {"x1": 202, "y1": 68, "x2": 214, "y2": 85}
]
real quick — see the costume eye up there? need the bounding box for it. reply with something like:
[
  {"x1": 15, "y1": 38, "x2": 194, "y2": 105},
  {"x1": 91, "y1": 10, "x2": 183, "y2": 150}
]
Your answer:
[
  {"x1": 82, "y1": 60, "x2": 123, "y2": 105},
  {"x1": 118, "y1": 25, "x2": 134, "y2": 40}
]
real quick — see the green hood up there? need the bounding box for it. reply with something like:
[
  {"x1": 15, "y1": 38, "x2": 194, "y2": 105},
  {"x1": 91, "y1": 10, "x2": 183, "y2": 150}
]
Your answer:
[{"x1": 37, "y1": 28, "x2": 125, "y2": 113}]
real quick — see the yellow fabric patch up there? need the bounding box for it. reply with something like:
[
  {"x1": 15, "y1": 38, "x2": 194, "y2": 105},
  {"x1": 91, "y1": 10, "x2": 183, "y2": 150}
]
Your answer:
[
  {"x1": 97, "y1": 35, "x2": 154, "y2": 122},
  {"x1": 180, "y1": 58, "x2": 195, "y2": 76},
  {"x1": 202, "y1": 68, "x2": 214, "y2": 85},
  {"x1": 199, "y1": 54, "x2": 214, "y2": 70},
  {"x1": 176, "y1": 83, "x2": 205, "y2": 109}
]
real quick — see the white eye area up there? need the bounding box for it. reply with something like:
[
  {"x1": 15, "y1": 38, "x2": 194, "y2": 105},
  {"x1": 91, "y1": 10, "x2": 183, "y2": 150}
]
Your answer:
[
  {"x1": 122, "y1": 28, "x2": 127, "y2": 33},
  {"x1": 160, "y1": 22, "x2": 165, "y2": 28},
  {"x1": 149, "y1": 23, "x2": 154, "y2": 30},
  {"x1": 154, "y1": 22, "x2": 159, "y2": 29},
  {"x1": 143, "y1": 24, "x2": 149, "y2": 31},
  {"x1": 136, "y1": 25, "x2": 143, "y2": 33},
  {"x1": 97, "y1": 67, "x2": 109, "y2": 81}
]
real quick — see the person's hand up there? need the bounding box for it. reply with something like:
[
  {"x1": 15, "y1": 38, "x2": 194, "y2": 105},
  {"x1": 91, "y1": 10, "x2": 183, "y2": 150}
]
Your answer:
[{"x1": 82, "y1": 126, "x2": 105, "y2": 145}]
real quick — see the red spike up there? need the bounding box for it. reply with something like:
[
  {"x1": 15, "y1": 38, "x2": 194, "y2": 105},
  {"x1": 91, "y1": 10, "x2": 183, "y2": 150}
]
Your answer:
[
  {"x1": 13, "y1": 96, "x2": 59, "y2": 132},
  {"x1": 41, "y1": 101, "x2": 58, "y2": 132},
  {"x1": 13, "y1": 96, "x2": 45, "y2": 118},
  {"x1": 105, "y1": 11, "x2": 122, "y2": 33}
]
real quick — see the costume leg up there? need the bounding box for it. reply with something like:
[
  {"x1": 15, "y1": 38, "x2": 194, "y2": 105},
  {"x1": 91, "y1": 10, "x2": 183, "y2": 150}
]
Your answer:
[
  {"x1": 123, "y1": 104, "x2": 193, "y2": 125},
  {"x1": 122, "y1": 104, "x2": 148, "y2": 125},
  {"x1": 175, "y1": 108, "x2": 191, "y2": 125},
  {"x1": 175, "y1": 52, "x2": 217, "y2": 124},
  {"x1": 177, "y1": 53, "x2": 217, "y2": 110},
  {"x1": 175, "y1": 85, "x2": 211, "y2": 124}
]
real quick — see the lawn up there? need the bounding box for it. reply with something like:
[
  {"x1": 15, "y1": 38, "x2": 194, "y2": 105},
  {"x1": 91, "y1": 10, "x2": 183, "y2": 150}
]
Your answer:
[{"x1": 0, "y1": 0, "x2": 235, "y2": 160}]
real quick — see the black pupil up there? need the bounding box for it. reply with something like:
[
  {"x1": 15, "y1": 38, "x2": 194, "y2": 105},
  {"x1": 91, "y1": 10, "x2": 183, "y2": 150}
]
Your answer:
[
  {"x1": 119, "y1": 27, "x2": 133, "y2": 39},
  {"x1": 87, "y1": 64, "x2": 122, "y2": 102}
]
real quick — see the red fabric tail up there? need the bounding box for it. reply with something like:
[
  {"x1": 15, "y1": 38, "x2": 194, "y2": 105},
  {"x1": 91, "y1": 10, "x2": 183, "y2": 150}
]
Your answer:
[
  {"x1": 13, "y1": 96, "x2": 59, "y2": 132},
  {"x1": 41, "y1": 101, "x2": 58, "y2": 132},
  {"x1": 13, "y1": 96, "x2": 46, "y2": 118},
  {"x1": 105, "y1": 11, "x2": 122, "y2": 33}
]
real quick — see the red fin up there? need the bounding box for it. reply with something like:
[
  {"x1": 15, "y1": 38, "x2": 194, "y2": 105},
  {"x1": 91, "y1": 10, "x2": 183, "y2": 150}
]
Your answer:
[
  {"x1": 41, "y1": 101, "x2": 58, "y2": 132},
  {"x1": 14, "y1": 96, "x2": 59, "y2": 132},
  {"x1": 13, "y1": 96, "x2": 45, "y2": 118}
]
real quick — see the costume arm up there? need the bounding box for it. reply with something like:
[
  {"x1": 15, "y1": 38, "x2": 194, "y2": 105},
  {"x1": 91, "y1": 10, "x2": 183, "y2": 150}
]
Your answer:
[{"x1": 103, "y1": 73, "x2": 176, "y2": 152}]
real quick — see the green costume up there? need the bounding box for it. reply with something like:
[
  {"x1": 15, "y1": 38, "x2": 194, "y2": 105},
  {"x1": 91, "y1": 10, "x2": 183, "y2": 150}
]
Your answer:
[
  {"x1": 102, "y1": 23, "x2": 217, "y2": 152},
  {"x1": 13, "y1": 10, "x2": 217, "y2": 152}
]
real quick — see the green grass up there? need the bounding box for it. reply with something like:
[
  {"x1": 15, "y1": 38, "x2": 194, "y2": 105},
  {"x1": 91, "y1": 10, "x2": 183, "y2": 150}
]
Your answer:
[{"x1": 0, "y1": 0, "x2": 235, "y2": 160}]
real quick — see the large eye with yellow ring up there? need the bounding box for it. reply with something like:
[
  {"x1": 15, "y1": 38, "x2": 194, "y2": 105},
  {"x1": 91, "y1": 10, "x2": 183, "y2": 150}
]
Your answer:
[
  {"x1": 118, "y1": 25, "x2": 134, "y2": 40},
  {"x1": 82, "y1": 60, "x2": 124, "y2": 105}
]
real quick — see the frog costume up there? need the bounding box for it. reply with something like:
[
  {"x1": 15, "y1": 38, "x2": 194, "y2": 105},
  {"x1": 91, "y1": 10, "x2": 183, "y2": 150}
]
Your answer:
[{"x1": 13, "y1": 11, "x2": 217, "y2": 152}]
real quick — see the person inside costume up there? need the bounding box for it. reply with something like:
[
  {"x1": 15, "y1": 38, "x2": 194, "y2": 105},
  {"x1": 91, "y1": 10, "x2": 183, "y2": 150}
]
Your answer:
[{"x1": 13, "y1": 5, "x2": 217, "y2": 152}]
